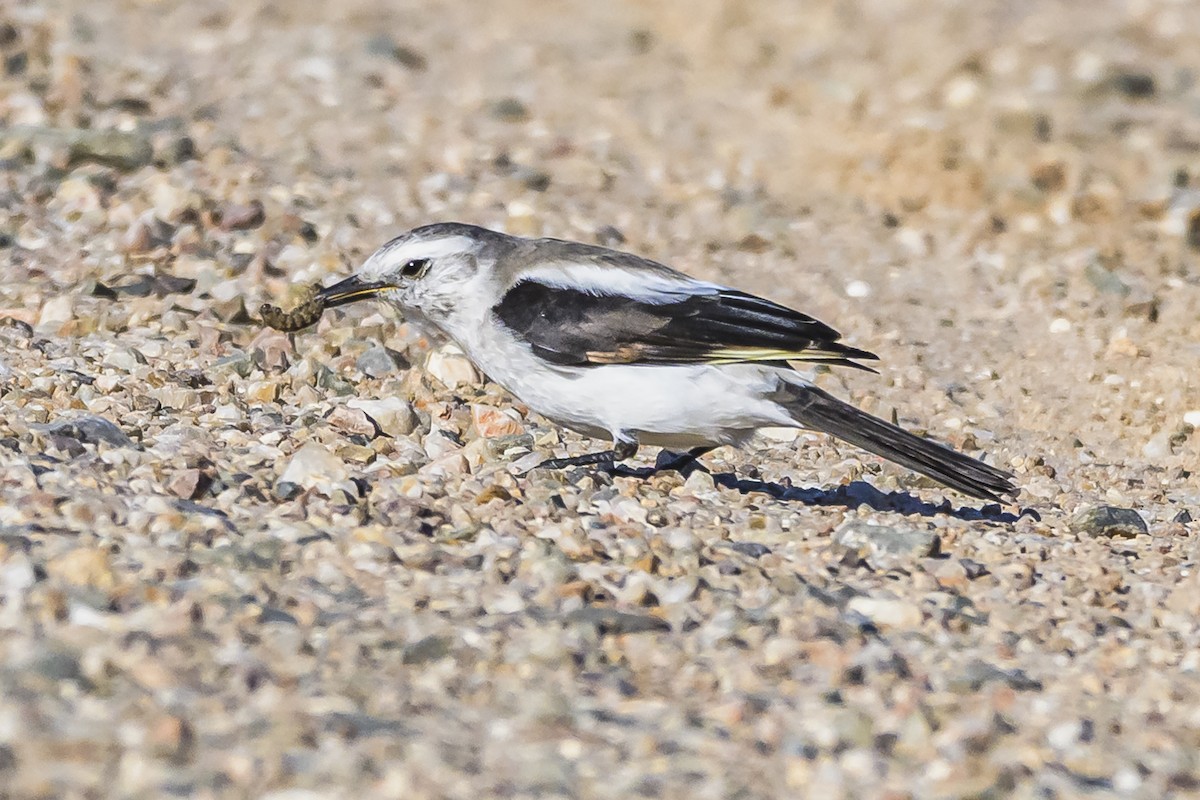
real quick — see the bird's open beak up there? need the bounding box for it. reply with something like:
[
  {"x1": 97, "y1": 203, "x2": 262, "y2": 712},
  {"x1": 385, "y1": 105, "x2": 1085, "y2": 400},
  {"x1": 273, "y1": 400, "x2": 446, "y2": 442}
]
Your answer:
[{"x1": 314, "y1": 275, "x2": 394, "y2": 309}]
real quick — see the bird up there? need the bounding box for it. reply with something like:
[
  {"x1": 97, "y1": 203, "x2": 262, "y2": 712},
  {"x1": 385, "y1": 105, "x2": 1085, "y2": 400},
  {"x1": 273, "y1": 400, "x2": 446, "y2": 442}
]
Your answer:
[{"x1": 306, "y1": 222, "x2": 1016, "y2": 502}]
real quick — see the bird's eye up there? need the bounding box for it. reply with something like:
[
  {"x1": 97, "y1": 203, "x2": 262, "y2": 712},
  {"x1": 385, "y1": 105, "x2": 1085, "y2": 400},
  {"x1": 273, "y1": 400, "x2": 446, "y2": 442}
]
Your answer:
[{"x1": 400, "y1": 258, "x2": 430, "y2": 278}]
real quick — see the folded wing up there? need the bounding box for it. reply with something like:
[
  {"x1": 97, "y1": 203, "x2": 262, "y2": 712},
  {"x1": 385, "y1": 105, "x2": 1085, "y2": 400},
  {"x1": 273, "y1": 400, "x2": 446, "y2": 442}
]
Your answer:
[{"x1": 492, "y1": 279, "x2": 878, "y2": 370}]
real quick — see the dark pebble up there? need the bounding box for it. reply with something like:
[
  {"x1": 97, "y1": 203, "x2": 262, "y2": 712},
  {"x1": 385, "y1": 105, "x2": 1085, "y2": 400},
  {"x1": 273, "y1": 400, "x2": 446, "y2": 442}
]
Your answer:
[
  {"x1": 522, "y1": 170, "x2": 551, "y2": 191},
  {"x1": 1084, "y1": 260, "x2": 1130, "y2": 296},
  {"x1": 88, "y1": 279, "x2": 118, "y2": 299},
  {"x1": 951, "y1": 659, "x2": 1043, "y2": 692},
  {"x1": 4, "y1": 51, "x2": 26, "y2": 76},
  {"x1": 960, "y1": 558, "x2": 989, "y2": 579},
  {"x1": 110, "y1": 274, "x2": 155, "y2": 297},
  {"x1": 30, "y1": 648, "x2": 88, "y2": 686},
  {"x1": 1111, "y1": 70, "x2": 1156, "y2": 98},
  {"x1": 42, "y1": 415, "x2": 135, "y2": 448},
  {"x1": 273, "y1": 481, "x2": 303, "y2": 501},
  {"x1": 402, "y1": 634, "x2": 453, "y2": 665},
  {"x1": 564, "y1": 606, "x2": 670, "y2": 635},
  {"x1": 629, "y1": 29, "x2": 655, "y2": 54},
  {"x1": 1070, "y1": 505, "x2": 1148, "y2": 538},
  {"x1": 65, "y1": 129, "x2": 154, "y2": 171},
  {"x1": 491, "y1": 97, "x2": 530, "y2": 122},
  {"x1": 0, "y1": 744, "x2": 16, "y2": 773},
  {"x1": 216, "y1": 200, "x2": 266, "y2": 231},
  {"x1": 154, "y1": 273, "x2": 197, "y2": 295},
  {"x1": 365, "y1": 33, "x2": 428, "y2": 71},
  {"x1": 212, "y1": 297, "x2": 253, "y2": 325},
  {"x1": 1187, "y1": 209, "x2": 1200, "y2": 251},
  {"x1": 356, "y1": 344, "x2": 401, "y2": 378},
  {"x1": 730, "y1": 541, "x2": 772, "y2": 559},
  {"x1": 258, "y1": 607, "x2": 298, "y2": 626},
  {"x1": 159, "y1": 135, "x2": 197, "y2": 165},
  {"x1": 595, "y1": 225, "x2": 625, "y2": 246},
  {"x1": 389, "y1": 46, "x2": 428, "y2": 71}
]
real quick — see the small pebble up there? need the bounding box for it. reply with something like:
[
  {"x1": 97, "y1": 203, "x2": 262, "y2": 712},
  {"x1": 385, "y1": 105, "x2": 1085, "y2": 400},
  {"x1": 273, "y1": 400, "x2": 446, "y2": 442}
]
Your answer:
[
  {"x1": 832, "y1": 520, "x2": 939, "y2": 570},
  {"x1": 491, "y1": 97, "x2": 530, "y2": 121},
  {"x1": 425, "y1": 346, "x2": 479, "y2": 388},
  {"x1": 845, "y1": 280, "x2": 872, "y2": 298},
  {"x1": 278, "y1": 442, "x2": 352, "y2": 497},
  {"x1": 355, "y1": 344, "x2": 401, "y2": 377},
  {"x1": 471, "y1": 404, "x2": 525, "y2": 438},
  {"x1": 346, "y1": 397, "x2": 417, "y2": 436},
  {"x1": 1070, "y1": 505, "x2": 1148, "y2": 538},
  {"x1": 564, "y1": 607, "x2": 670, "y2": 634},
  {"x1": 216, "y1": 200, "x2": 265, "y2": 231},
  {"x1": 39, "y1": 415, "x2": 134, "y2": 448},
  {"x1": 846, "y1": 596, "x2": 923, "y2": 629}
]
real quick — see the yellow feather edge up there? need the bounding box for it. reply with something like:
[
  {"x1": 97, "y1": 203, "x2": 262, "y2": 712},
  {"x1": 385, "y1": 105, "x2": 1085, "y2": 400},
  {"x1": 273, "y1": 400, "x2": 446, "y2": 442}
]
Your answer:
[{"x1": 706, "y1": 347, "x2": 853, "y2": 365}]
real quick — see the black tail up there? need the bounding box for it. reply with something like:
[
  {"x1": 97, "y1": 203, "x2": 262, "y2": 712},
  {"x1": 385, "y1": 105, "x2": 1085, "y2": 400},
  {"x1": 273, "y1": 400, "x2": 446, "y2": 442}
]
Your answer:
[{"x1": 780, "y1": 384, "x2": 1017, "y2": 502}]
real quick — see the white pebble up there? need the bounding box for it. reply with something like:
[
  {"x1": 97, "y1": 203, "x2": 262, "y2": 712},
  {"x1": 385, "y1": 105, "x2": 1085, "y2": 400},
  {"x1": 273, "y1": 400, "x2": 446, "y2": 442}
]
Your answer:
[
  {"x1": 758, "y1": 426, "x2": 800, "y2": 442},
  {"x1": 1143, "y1": 432, "x2": 1172, "y2": 460},
  {"x1": 348, "y1": 397, "x2": 417, "y2": 436},
  {"x1": 895, "y1": 228, "x2": 929, "y2": 257},
  {"x1": 425, "y1": 345, "x2": 479, "y2": 389},
  {"x1": 38, "y1": 295, "x2": 74, "y2": 327},
  {"x1": 1073, "y1": 51, "x2": 1106, "y2": 83},
  {"x1": 1047, "y1": 720, "x2": 1081, "y2": 750},
  {"x1": 847, "y1": 596, "x2": 923, "y2": 628},
  {"x1": 845, "y1": 280, "x2": 872, "y2": 298},
  {"x1": 279, "y1": 442, "x2": 350, "y2": 491},
  {"x1": 1049, "y1": 318, "x2": 1071, "y2": 333},
  {"x1": 942, "y1": 76, "x2": 980, "y2": 107}
]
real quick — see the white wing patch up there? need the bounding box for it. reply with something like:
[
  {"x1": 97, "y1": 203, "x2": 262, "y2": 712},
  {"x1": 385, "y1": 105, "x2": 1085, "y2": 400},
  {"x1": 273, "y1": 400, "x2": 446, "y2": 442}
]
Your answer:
[{"x1": 518, "y1": 262, "x2": 722, "y2": 304}]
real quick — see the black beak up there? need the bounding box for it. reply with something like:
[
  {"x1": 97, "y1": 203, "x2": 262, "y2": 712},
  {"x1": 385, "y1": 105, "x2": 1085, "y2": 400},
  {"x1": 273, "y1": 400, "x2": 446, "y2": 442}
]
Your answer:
[{"x1": 314, "y1": 275, "x2": 393, "y2": 309}]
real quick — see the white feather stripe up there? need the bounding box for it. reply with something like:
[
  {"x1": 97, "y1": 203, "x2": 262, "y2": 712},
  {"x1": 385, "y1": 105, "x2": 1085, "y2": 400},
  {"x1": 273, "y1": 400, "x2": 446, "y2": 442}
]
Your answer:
[
  {"x1": 359, "y1": 235, "x2": 478, "y2": 281},
  {"x1": 517, "y1": 262, "x2": 722, "y2": 303}
]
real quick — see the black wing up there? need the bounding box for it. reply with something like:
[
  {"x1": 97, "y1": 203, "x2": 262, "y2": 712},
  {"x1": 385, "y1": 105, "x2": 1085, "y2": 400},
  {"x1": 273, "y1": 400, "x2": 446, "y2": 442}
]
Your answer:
[{"x1": 492, "y1": 280, "x2": 878, "y2": 370}]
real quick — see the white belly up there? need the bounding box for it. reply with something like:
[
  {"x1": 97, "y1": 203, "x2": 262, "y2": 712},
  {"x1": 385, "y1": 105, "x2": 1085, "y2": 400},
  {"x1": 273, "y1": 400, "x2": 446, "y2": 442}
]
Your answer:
[{"x1": 454, "y1": 325, "x2": 797, "y2": 448}]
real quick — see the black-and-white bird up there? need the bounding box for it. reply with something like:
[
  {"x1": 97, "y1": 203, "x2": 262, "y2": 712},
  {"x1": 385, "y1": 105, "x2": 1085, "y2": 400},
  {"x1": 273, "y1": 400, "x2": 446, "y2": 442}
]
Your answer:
[{"x1": 312, "y1": 222, "x2": 1016, "y2": 501}]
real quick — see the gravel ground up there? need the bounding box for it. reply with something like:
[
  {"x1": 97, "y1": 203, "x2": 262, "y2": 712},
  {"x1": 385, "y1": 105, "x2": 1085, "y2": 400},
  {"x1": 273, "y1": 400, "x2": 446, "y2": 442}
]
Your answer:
[{"x1": 1, "y1": 1, "x2": 1199, "y2": 797}]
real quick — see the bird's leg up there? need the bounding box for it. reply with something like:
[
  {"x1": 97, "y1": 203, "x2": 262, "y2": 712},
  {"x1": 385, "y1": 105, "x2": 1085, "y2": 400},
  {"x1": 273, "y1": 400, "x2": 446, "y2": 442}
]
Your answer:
[
  {"x1": 533, "y1": 440, "x2": 638, "y2": 471},
  {"x1": 654, "y1": 446, "x2": 715, "y2": 474},
  {"x1": 534, "y1": 451, "x2": 617, "y2": 470}
]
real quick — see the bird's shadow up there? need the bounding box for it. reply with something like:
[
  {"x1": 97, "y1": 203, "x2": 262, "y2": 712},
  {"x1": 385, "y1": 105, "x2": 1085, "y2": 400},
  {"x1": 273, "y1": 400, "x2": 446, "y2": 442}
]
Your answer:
[
  {"x1": 611, "y1": 460, "x2": 1028, "y2": 523},
  {"x1": 710, "y1": 474, "x2": 1026, "y2": 523}
]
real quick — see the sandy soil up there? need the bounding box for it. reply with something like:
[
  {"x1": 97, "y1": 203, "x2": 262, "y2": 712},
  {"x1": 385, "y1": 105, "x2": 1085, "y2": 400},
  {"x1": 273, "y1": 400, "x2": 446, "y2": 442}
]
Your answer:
[{"x1": 1, "y1": 0, "x2": 1198, "y2": 797}]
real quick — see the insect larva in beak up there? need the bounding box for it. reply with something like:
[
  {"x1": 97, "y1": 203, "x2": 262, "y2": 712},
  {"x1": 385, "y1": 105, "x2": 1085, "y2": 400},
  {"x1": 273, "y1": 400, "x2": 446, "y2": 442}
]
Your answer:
[{"x1": 259, "y1": 284, "x2": 325, "y2": 332}]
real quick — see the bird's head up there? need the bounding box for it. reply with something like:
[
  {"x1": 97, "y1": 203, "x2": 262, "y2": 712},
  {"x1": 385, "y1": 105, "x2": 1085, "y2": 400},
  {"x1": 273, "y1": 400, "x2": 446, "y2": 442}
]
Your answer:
[{"x1": 315, "y1": 223, "x2": 507, "y2": 324}]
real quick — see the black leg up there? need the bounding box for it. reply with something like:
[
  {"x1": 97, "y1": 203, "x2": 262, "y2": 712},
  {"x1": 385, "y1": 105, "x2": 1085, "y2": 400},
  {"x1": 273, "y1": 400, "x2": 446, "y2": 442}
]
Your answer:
[
  {"x1": 531, "y1": 440, "x2": 639, "y2": 471},
  {"x1": 655, "y1": 446, "x2": 716, "y2": 474},
  {"x1": 534, "y1": 450, "x2": 618, "y2": 470}
]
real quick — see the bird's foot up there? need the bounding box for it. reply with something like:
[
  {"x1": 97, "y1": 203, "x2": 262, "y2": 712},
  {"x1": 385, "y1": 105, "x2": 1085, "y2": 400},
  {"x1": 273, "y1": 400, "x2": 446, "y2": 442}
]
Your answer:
[
  {"x1": 522, "y1": 444, "x2": 713, "y2": 479},
  {"x1": 524, "y1": 441, "x2": 638, "y2": 475},
  {"x1": 654, "y1": 446, "x2": 715, "y2": 476}
]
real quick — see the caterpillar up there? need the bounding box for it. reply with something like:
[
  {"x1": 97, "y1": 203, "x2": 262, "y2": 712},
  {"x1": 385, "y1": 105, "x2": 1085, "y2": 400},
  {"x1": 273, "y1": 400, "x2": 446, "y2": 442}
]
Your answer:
[{"x1": 260, "y1": 284, "x2": 325, "y2": 332}]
